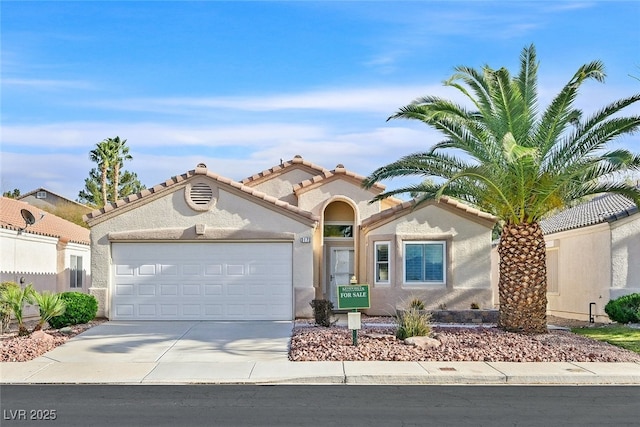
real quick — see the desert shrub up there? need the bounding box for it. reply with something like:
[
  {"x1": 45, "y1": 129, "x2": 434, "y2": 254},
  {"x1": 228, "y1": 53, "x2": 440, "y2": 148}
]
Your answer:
[
  {"x1": 310, "y1": 299, "x2": 334, "y2": 327},
  {"x1": 48, "y1": 292, "x2": 97, "y2": 329},
  {"x1": 605, "y1": 293, "x2": 640, "y2": 324},
  {"x1": 470, "y1": 302, "x2": 480, "y2": 310},
  {"x1": 33, "y1": 291, "x2": 66, "y2": 331},
  {"x1": 0, "y1": 281, "x2": 21, "y2": 333},
  {"x1": 395, "y1": 307, "x2": 432, "y2": 339},
  {"x1": 0, "y1": 283, "x2": 35, "y2": 336},
  {"x1": 408, "y1": 297, "x2": 425, "y2": 310}
]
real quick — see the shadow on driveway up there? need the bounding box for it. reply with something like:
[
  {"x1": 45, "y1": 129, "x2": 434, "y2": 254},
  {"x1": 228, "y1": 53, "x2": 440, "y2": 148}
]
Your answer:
[{"x1": 36, "y1": 321, "x2": 293, "y2": 363}]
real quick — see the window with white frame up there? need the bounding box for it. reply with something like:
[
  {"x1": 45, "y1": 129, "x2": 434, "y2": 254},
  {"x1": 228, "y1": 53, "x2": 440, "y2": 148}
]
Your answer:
[
  {"x1": 374, "y1": 241, "x2": 390, "y2": 285},
  {"x1": 36, "y1": 191, "x2": 47, "y2": 199},
  {"x1": 70, "y1": 255, "x2": 83, "y2": 288},
  {"x1": 403, "y1": 241, "x2": 446, "y2": 285}
]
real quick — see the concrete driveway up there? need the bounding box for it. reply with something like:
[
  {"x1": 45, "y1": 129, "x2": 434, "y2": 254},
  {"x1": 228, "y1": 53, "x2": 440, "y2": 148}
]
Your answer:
[{"x1": 36, "y1": 321, "x2": 293, "y2": 363}]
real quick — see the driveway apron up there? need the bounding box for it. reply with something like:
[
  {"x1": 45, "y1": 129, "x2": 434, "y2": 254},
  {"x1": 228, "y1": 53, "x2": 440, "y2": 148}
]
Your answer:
[{"x1": 34, "y1": 321, "x2": 293, "y2": 363}]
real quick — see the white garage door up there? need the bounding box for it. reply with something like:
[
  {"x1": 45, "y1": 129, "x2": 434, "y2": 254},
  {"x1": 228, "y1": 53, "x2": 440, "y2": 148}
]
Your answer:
[{"x1": 111, "y1": 242, "x2": 292, "y2": 320}]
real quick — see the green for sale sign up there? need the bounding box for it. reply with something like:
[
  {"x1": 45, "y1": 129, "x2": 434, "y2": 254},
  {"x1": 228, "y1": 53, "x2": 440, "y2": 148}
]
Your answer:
[{"x1": 337, "y1": 284, "x2": 370, "y2": 310}]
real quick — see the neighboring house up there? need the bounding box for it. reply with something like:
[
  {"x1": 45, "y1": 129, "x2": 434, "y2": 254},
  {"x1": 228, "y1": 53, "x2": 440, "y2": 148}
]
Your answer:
[
  {"x1": 491, "y1": 193, "x2": 639, "y2": 322},
  {"x1": 18, "y1": 187, "x2": 90, "y2": 213},
  {"x1": 0, "y1": 197, "x2": 91, "y2": 317},
  {"x1": 85, "y1": 156, "x2": 497, "y2": 321}
]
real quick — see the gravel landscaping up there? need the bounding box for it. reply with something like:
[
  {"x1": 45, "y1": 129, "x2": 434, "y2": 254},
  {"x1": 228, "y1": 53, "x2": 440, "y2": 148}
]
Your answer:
[
  {"x1": 289, "y1": 323, "x2": 640, "y2": 362},
  {"x1": 2, "y1": 316, "x2": 639, "y2": 363}
]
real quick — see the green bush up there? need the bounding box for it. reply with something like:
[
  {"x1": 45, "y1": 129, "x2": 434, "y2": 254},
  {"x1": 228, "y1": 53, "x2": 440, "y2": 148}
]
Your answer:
[
  {"x1": 48, "y1": 292, "x2": 98, "y2": 329},
  {"x1": 395, "y1": 307, "x2": 432, "y2": 339},
  {"x1": 605, "y1": 293, "x2": 640, "y2": 324},
  {"x1": 310, "y1": 299, "x2": 334, "y2": 327}
]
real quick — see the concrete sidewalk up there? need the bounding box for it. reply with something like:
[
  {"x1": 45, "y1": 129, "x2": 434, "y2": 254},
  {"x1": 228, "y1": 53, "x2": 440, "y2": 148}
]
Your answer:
[
  {"x1": 3, "y1": 359, "x2": 640, "y2": 385},
  {"x1": 1, "y1": 320, "x2": 640, "y2": 385}
]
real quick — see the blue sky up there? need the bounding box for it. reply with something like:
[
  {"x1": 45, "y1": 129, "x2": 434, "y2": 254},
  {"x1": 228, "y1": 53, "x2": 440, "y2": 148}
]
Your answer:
[{"x1": 2, "y1": 1, "x2": 639, "y2": 201}]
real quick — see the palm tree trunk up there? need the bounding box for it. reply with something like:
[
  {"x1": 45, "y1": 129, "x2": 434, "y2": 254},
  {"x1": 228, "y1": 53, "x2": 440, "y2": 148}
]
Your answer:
[
  {"x1": 100, "y1": 165, "x2": 108, "y2": 207},
  {"x1": 113, "y1": 162, "x2": 120, "y2": 202},
  {"x1": 497, "y1": 222, "x2": 548, "y2": 334}
]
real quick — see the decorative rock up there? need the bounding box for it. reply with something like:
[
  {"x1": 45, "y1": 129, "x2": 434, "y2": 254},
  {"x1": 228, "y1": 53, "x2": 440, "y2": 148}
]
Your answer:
[
  {"x1": 362, "y1": 332, "x2": 395, "y2": 340},
  {"x1": 404, "y1": 336, "x2": 441, "y2": 349},
  {"x1": 59, "y1": 327, "x2": 74, "y2": 335},
  {"x1": 31, "y1": 330, "x2": 54, "y2": 341}
]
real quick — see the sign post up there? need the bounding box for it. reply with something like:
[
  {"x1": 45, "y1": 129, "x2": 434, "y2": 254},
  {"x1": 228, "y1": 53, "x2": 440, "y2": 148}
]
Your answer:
[{"x1": 337, "y1": 283, "x2": 370, "y2": 346}]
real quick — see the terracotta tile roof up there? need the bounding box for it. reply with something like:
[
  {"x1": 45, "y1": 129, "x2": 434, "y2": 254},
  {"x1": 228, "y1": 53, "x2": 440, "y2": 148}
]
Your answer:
[
  {"x1": 84, "y1": 163, "x2": 320, "y2": 224},
  {"x1": 292, "y1": 162, "x2": 386, "y2": 194},
  {"x1": 0, "y1": 197, "x2": 90, "y2": 245},
  {"x1": 362, "y1": 196, "x2": 497, "y2": 228},
  {"x1": 241, "y1": 155, "x2": 331, "y2": 186},
  {"x1": 541, "y1": 193, "x2": 639, "y2": 235}
]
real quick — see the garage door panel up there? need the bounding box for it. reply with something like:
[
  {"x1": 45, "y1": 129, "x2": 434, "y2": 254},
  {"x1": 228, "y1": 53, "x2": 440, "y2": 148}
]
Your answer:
[
  {"x1": 115, "y1": 284, "x2": 134, "y2": 296},
  {"x1": 111, "y1": 242, "x2": 292, "y2": 320}
]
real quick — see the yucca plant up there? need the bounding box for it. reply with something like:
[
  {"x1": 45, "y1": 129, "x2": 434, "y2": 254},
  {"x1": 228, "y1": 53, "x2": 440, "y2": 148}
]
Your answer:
[
  {"x1": 32, "y1": 291, "x2": 66, "y2": 332},
  {"x1": 0, "y1": 284, "x2": 36, "y2": 336},
  {"x1": 364, "y1": 44, "x2": 640, "y2": 334}
]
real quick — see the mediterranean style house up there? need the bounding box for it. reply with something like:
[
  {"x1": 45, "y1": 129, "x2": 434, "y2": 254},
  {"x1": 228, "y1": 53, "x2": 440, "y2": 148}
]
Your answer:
[{"x1": 85, "y1": 156, "x2": 497, "y2": 320}]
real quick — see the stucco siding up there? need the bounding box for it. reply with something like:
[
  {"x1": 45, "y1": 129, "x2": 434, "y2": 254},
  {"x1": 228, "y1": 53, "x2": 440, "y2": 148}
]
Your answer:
[
  {"x1": 89, "y1": 180, "x2": 316, "y2": 319},
  {"x1": 544, "y1": 224, "x2": 612, "y2": 321},
  {"x1": 249, "y1": 168, "x2": 319, "y2": 205},
  {"x1": 610, "y1": 214, "x2": 640, "y2": 297},
  {"x1": 362, "y1": 204, "x2": 494, "y2": 314},
  {"x1": 297, "y1": 179, "x2": 380, "y2": 219}
]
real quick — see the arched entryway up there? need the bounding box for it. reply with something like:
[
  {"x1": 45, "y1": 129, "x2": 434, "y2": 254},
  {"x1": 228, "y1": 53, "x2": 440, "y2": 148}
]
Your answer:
[{"x1": 322, "y1": 199, "x2": 357, "y2": 305}]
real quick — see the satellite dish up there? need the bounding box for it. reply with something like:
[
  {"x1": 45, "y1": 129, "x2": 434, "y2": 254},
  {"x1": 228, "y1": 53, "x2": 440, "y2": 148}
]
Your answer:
[{"x1": 20, "y1": 209, "x2": 36, "y2": 226}]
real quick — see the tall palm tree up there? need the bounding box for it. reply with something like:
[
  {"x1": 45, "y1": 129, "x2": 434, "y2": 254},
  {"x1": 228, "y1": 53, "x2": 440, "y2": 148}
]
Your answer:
[
  {"x1": 363, "y1": 45, "x2": 640, "y2": 334},
  {"x1": 109, "y1": 136, "x2": 132, "y2": 202},
  {"x1": 89, "y1": 139, "x2": 115, "y2": 208}
]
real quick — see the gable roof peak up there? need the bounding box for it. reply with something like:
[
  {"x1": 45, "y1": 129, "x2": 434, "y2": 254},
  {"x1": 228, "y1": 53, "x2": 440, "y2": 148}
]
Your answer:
[{"x1": 241, "y1": 155, "x2": 331, "y2": 186}]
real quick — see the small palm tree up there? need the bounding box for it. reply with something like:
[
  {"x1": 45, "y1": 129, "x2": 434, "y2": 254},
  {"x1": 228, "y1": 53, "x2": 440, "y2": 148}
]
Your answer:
[
  {"x1": 0, "y1": 284, "x2": 36, "y2": 336},
  {"x1": 364, "y1": 45, "x2": 640, "y2": 333},
  {"x1": 32, "y1": 291, "x2": 66, "y2": 332}
]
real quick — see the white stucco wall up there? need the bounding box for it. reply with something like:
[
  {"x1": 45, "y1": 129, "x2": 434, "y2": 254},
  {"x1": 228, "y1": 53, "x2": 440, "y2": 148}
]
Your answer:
[
  {"x1": 1, "y1": 229, "x2": 58, "y2": 275},
  {"x1": 88, "y1": 179, "x2": 316, "y2": 319},
  {"x1": 610, "y1": 214, "x2": 640, "y2": 298}
]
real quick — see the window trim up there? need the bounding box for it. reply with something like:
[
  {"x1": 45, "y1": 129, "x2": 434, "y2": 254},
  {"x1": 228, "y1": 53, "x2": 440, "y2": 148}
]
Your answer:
[
  {"x1": 402, "y1": 240, "x2": 447, "y2": 286},
  {"x1": 374, "y1": 241, "x2": 391, "y2": 286}
]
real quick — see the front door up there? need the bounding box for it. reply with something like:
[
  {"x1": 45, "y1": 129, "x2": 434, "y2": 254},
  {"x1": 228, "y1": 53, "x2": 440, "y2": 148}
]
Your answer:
[{"x1": 329, "y1": 248, "x2": 354, "y2": 306}]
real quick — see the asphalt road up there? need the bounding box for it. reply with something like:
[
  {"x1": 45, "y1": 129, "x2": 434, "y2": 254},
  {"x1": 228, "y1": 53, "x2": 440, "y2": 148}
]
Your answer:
[{"x1": 1, "y1": 385, "x2": 638, "y2": 426}]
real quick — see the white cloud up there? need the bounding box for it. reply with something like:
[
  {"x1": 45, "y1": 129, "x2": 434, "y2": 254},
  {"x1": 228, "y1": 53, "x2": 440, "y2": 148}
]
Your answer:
[
  {"x1": 2, "y1": 78, "x2": 97, "y2": 90},
  {"x1": 81, "y1": 85, "x2": 445, "y2": 115}
]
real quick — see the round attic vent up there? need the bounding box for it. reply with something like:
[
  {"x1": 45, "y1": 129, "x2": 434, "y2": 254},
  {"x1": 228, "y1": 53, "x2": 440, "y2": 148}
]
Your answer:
[
  {"x1": 190, "y1": 183, "x2": 213, "y2": 205},
  {"x1": 185, "y1": 180, "x2": 218, "y2": 211}
]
